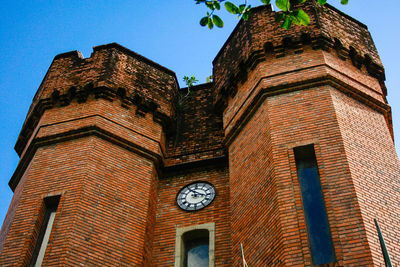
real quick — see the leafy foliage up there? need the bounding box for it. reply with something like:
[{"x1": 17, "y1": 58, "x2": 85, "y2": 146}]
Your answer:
[
  {"x1": 178, "y1": 76, "x2": 198, "y2": 110},
  {"x1": 183, "y1": 75, "x2": 199, "y2": 88},
  {"x1": 196, "y1": 0, "x2": 349, "y2": 29}
]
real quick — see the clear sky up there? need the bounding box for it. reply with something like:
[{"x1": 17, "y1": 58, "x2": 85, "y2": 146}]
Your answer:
[{"x1": 0, "y1": 1, "x2": 399, "y2": 224}]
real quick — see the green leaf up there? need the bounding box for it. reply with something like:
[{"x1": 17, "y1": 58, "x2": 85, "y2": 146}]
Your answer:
[
  {"x1": 242, "y1": 12, "x2": 249, "y2": 21},
  {"x1": 341, "y1": 0, "x2": 348, "y2": 4},
  {"x1": 214, "y1": 1, "x2": 221, "y2": 10},
  {"x1": 297, "y1": 0, "x2": 306, "y2": 3},
  {"x1": 261, "y1": 0, "x2": 271, "y2": 4},
  {"x1": 281, "y1": 16, "x2": 292, "y2": 29},
  {"x1": 206, "y1": 1, "x2": 214, "y2": 10},
  {"x1": 207, "y1": 17, "x2": 214, "y2": 29},
  {"x1": 212, "y1": 15, "x2": 224, "y2": 27},
  {"x1": 276, "y1": 0, "x2": 290, "y2": 12},
  {"x1": 293, "y1": 9, "x2": 310, "y2": 26},
  {"x1": 225, "y1": 1, "x2": 239, "y2": 14},
  {"x1": 317, "y1": 0, "x2": 327, "y2": 4},
  {"x1": 239, "y1": 4, "x2": 246, "y2": 13},
  {"x1": 200, "y1": 16, "x2": 209, "y2": 26}
]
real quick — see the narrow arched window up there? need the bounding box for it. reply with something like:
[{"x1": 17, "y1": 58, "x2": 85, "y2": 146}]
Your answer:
[
  {"x1": 183, "y1": 229, "x2": 209, "y2": 267},
  {"x1": 30, "y1": 195, "x2": 60, "y2": 267},
  {"x1": 174, "y1": 223, "x2": 215, "y2": 267},
  {"x1": 294, "y1": 145, "x2": 335, "y2": 265}
]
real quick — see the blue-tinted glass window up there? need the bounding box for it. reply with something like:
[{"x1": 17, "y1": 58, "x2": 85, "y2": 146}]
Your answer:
[
  {"x1": 294, "y1": 145, "x2": 335, "y2": 265},
  {"x1": 183, "y1": 229, "x2": 209, "y2": 267}
]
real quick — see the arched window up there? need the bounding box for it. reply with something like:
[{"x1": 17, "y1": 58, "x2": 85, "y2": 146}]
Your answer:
[
  {"x1": 174, "y1": 223, "x2": 215, "y2": 267},
  {"x1": 183, "y1": 229, "x2": 209, "y2": 266}
]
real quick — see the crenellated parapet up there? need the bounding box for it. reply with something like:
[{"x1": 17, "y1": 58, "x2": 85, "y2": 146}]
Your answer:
[
  {"x1": 212, "y1": 1, "x2": 386, "y2": 112},
  {"x1": 15, "y1": 43, "x2": 179, "y2": 156}
]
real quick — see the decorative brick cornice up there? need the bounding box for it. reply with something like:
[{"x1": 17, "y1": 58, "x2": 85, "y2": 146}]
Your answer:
[
  {"x1": 223, "y1": 73, "x2": 392, "y2": 146},
  {"x1": 10, "y1": 122, "x2": 229, "y2": 191},
  {"x1": 214, "y1": 34, "x2": 385, "y2": 113},
  {"x1": 213, "y1": 2, "x2": 386, "y2": 112},
  {"x1": 10, "y1": 125, "x2": 163, "y2": 191},
  {"x1": 15, "y1": 84, "x2": 172, "y2": 156}
]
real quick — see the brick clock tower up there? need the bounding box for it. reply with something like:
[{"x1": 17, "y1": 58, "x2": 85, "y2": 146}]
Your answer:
[{"x1": 1, "y1": 2, "x2": 399, "y2": 266}]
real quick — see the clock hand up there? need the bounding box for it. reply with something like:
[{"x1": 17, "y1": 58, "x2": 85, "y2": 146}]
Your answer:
[{"x1": 188, "y1": 188, "x2": 205, "y2": 197}]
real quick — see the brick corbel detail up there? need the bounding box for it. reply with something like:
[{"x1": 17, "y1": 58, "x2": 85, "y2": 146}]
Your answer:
[
  {"x1": 223, "y1": 73, "x2": 392, "y2": 146},
  {"x1": 15, "y1": 84, "x2": 171, "y2": 157},
  {"x1": 214, "y1": 35, "x2": 386, "y2": 113},
  {"x1": 9, "y1": 125, "x2": 163, "y2": 191}
]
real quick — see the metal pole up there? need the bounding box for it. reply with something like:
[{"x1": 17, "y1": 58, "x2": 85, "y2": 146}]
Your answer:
[{"x1": 374, "y1": 219, "x2": 392, "y2": 267}]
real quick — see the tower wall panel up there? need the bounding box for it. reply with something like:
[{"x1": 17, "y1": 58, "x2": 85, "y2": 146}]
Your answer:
[
  {"x1": 152, "y1": 166, "x2": 231, "y2": 266},
  {"x1": 0, "y1": 136, "x2": 158, "y2": 266},
  {"x1": 331, "y1": 89, "x2": 400, "y2": 265}
]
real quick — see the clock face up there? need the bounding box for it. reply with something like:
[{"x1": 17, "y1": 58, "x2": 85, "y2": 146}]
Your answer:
[{"x1": 176, "y1": 182, "x2": 216, "y2": 211}]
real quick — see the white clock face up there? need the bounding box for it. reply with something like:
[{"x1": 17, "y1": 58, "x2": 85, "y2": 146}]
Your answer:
[{"x1": 176, "y1": 182, "x2": 216, "y2": 211}]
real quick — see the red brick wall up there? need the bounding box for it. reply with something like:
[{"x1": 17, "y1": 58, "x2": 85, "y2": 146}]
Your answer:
[
  {"x1": 215, "y1": 3, "x2": 398, "y2": 264},
  {"x1": 0, "y1": 158, "x2": 32, "y2": 256},
  {"x1": 1, "y1": 2, "x2": 399, "y2": 266},
  {"x1": 165, "y1": 83, "x2": 225, "y2": 166},
  {"x1": 16, "y1": 43, "x2": 178, "y2": 158},
  {"x1": 222, "y1": 51, "x2": 398, "y2": 265},
  {"x1": 1, "y1": 84, "x2": 165, "y2": 265},
  {"x1": 152, "y1": 166, "x2": 231, "y2": 266},
  {"x1": 267, "y1": 86, "x2": 376, "y2": 265},
  {"x1": 228, "y1": 102, "x2": 285, "y2": 265},
  {"x1": 1, "y1": 41, "x2": 229, "y2": 265},
  {"x1": 0, "y1": 136, "x2": 158, "y2": 266},
  {"x1": 317, "y1": 3, "x2": 382, "y2": 64},
  {"x1": 228, "y1": 85, "x2": 387, "y2": 265},
  {"x1": 331, "y1": 89, "x2": 400, "y2": 265},
  {"x1": 213, "y1": 2, "x2": 385, "y2": 110},
  {"x1": 221, "y1": 47, "x2": 386, "y2": 142},
  {"x1": 31, "y1": 44, "x2": 177, "y2": 118}
]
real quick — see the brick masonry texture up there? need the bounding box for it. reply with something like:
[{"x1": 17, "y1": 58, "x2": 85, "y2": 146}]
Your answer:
[
  {"x1": 1, "y1": 137, "x2": 159, "y2": 266},
  {"x1": 165, "y1": 83, "x2": 225, "y2": 166},
  {"x1": 1, "y1": 1, "x2": 399, "y2": 266},
  {"x1": 152, "y1": 166, "x2": 231, "y2": 266},
  {"x1": 213, "y1": 2, "x2": 385, "y2": 112}
]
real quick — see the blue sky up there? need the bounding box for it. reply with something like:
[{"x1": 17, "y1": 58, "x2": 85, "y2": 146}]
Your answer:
[{"x1": 0, "y1": 1, "x2": 399, "y2": 224}]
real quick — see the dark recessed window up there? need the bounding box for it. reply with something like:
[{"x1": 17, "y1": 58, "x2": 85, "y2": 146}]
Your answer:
[
  {"x1": 175, "y1": 223, "x2": 215, "y2": 267},
  {"x1": 183, "y1": 229, "x2": 209, "y2": 267},
  {"x1": 30, "y1": 195, "x2": 60, "y2": 267},
  {"x1": 294, "y1": 145, "x2": 335, "y2": 265}
]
